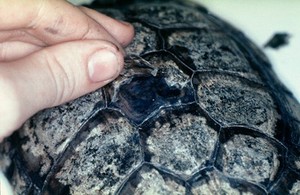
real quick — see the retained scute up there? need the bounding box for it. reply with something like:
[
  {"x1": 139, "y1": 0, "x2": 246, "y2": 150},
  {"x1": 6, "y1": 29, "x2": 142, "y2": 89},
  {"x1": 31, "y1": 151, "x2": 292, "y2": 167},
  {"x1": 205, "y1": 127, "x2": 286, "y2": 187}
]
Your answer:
[{"x1": 108, "y1": 54, "x2": 194, "y2": 125}]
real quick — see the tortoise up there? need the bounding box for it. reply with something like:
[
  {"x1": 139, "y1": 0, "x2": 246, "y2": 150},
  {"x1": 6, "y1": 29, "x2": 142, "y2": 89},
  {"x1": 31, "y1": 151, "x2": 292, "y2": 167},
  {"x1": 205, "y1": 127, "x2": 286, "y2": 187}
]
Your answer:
[{"x1": 1, "y1": 0, "x2": 300, "y2": 194}]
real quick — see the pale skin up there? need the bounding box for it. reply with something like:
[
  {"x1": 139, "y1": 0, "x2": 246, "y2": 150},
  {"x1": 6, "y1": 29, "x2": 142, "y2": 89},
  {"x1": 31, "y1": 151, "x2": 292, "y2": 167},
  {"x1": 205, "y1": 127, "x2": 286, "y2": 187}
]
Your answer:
[{"x1": 0, "y1": 0, "x2": 135, "y2": 141}]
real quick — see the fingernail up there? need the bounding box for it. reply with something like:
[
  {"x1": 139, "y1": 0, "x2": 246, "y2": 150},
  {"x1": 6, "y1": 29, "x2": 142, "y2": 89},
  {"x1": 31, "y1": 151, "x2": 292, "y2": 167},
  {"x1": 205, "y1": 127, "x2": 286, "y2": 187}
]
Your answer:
[
  {"x1": 119, "y1": 20, "x2": 131, "y2": 26},
  {"x1": 88, "y1": 50, "x2": 120, "y2": 83}
]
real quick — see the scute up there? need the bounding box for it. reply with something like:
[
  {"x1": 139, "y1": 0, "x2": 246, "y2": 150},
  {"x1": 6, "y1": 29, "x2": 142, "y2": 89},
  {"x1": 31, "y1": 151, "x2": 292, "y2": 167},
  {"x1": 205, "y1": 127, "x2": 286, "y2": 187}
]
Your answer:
[
  {"x1": 126, "y1": 2, "x2": 211, "y2": 28},
  {"x1": 216, "y1": 131, "x2": 283, "y2": 185},
  {"x1": 194, "y1": 72, "x2": 279, "y2": 136},
  {"x1": 167, "y1": 30, "x2": 262, "y2": 82},
  {"x1": 108, "y1": 53, "x2": 194, "y2": 125},
  {"x1": 141, "y1": 104, "x2": 218, "y2": 177},
  {"x1": 126, "y1": 22, "x2": 158, "y2": 56},
  {"x1": 0, "y1": 0, "x2": 299, "y2": 194},
  {"x1": 46, "y1": 110, "x2": 143, "y2": 194},
  {"x1": 118, "y1": 164, "x2": 186, "y2": 194},
  {"x1": 190, "y1": 170, "x2": 266, "y2": 194}
]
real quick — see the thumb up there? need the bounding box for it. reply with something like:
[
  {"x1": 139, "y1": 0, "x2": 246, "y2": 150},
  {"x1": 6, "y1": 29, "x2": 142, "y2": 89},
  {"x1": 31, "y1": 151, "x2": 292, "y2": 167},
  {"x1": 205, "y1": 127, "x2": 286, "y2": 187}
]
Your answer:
[{"x1": 0, "y1": 40, "x2": 123, "y2": 139}]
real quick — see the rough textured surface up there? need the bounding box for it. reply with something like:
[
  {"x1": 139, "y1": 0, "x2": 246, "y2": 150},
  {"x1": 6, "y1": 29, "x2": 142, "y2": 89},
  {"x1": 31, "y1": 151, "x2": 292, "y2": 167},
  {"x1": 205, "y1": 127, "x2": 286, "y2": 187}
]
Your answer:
[
  {"x1": 194, "y1": 73, "x2": 279, "y2": 136},
  {"x1": 52, "y1": 110, "x2": 142, "y2": 194},
  {"x1": 141, "y1": 105, "x2": 218, "y2": 177},
  {"x1": 190, "y1": 170, "x2": 266, "y2": 194},
  {"x1": 119, "y1": 164, "x2": 186, "y2": 195},
  {"x1": 216, "y1": 134, "x2": 281, "y2": 184},
  {"x1": 1, "y1": 0, "x2": 300, "y2": 194}
]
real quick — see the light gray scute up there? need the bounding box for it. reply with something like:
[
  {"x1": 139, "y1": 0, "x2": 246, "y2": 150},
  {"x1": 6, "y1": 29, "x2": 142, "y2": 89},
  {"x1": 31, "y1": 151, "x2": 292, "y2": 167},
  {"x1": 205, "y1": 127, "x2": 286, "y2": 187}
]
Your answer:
[
  {"x1": 143, "y1": 107, "x2": 218, "y2": 177},
  {"x1": 119, "y1": 165, "x2": 186, "y2": 194},
  {"x1": 218, "y1": 134, "x2": 280, "y2": 184}
]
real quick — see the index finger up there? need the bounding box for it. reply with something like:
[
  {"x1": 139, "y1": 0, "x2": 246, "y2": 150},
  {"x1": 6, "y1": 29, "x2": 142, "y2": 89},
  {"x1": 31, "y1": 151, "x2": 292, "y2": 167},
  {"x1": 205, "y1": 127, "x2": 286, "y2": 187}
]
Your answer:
[{"x1": 0, "y1": 0, "x2": 125, "y2": 50}]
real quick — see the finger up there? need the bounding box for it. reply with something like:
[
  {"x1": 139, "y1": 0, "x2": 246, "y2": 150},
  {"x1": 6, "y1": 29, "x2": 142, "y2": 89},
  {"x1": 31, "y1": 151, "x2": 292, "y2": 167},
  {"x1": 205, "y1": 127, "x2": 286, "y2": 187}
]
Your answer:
[
  {"x1": 0, "y1": 29, "x2": 46, "y2": 47},
  {"x1": 0, "y1": 41, "x2": 41, "y2": 62},
  {"x1": 79, "y1": 6, "x2": 135, "y2": 47},
  {"x1": 0, "y1": 0, "x2": 124, "y2": 49},
  {"x1": 0, "y1": 40, "x2": 123, "y2": 138}
]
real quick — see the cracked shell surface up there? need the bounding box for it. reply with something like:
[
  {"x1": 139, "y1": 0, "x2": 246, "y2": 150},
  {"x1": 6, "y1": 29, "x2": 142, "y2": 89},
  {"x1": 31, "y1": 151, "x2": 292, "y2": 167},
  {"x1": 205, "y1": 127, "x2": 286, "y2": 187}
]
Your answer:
[{"x1": 1, "y1": 0, "x2": 300, "y2": 194}]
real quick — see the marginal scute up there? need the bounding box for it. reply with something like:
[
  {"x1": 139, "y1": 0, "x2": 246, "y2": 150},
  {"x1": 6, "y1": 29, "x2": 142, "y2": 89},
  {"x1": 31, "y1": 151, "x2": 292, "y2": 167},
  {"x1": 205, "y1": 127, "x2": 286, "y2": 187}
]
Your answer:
[
  {"x1": 284, "y1": 92, "x2": 300, "y2": 122},
  {"x1": 22, "y1": 89, "x2": 104, "y2": 155}
]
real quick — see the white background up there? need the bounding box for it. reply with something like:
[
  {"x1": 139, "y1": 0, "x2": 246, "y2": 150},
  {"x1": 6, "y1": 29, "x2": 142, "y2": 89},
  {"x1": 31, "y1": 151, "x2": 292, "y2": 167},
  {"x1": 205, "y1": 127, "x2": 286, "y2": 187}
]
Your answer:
[{"x1": 69, "y1": 0, "x2": 300, "y2": 102}]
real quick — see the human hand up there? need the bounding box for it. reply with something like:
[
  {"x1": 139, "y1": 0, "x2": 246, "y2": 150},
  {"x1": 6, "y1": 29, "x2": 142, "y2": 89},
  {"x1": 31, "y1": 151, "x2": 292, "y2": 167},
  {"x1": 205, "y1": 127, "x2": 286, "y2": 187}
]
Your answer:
[{"x1": 0, "y1": 0, "x2": 134, "y2": 141}]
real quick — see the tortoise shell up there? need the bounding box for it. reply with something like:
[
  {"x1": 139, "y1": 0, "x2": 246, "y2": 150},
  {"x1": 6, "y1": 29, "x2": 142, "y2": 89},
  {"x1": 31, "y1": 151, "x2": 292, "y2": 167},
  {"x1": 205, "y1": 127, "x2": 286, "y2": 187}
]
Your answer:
[{"x1": 1, "y1": 1, "x2": 300, "y2": 194}]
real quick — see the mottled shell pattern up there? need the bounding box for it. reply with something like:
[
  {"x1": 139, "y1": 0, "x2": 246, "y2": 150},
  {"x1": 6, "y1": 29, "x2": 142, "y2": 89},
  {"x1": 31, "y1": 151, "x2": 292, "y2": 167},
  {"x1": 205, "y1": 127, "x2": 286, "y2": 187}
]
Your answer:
[{"x1": 1, "y1": 1, "x2": 300, "y2": 194}]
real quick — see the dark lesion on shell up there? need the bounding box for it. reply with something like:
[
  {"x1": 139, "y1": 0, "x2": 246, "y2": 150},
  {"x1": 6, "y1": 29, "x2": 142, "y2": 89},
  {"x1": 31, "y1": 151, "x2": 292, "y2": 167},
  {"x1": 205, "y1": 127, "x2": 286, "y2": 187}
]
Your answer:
[{"x1": 106, "y1": 53, "x2": 195, "y2": 125}]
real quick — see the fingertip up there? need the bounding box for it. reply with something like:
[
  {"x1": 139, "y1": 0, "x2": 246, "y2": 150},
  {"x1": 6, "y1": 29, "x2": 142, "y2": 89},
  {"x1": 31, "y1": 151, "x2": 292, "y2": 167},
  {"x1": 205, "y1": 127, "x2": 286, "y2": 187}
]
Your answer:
[
  {"x1": 118, "y1": 20, "x2": 135, "y2": 46},
  {"x1": 79, "y1": 6, "x2": 135, "y2": 47}
]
